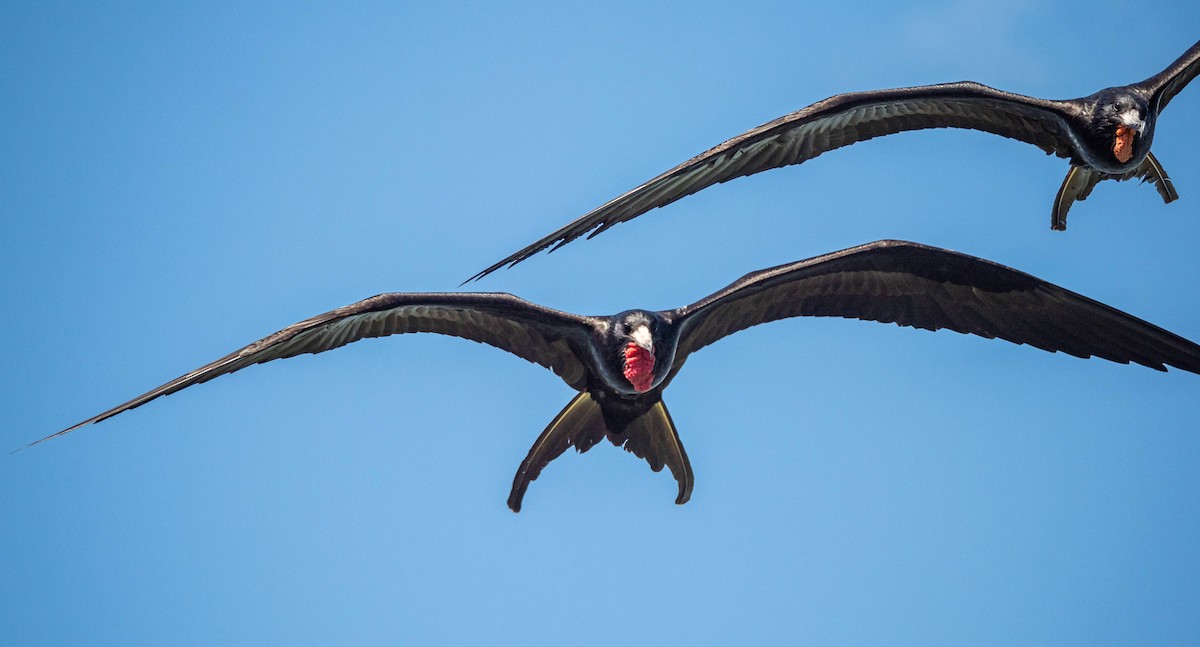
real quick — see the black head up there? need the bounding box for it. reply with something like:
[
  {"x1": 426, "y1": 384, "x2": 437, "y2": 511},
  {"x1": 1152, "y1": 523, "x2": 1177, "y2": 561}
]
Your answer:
[
  {"x1": 1086, "y1": 88, "x2": 1154, "y2": 169},
  {"x1": 594, "y1": 311, "x2": 674, "y2": 396}
]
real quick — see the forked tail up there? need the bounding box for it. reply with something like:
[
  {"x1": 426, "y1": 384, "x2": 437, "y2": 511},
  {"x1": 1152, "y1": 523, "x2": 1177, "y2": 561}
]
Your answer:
[
  {"x1": 508, "y1": 392, "x2": 694, "y2": 512},
  {"x1": 1052, "y1": 153, "x2": 1179, "y2": 231}
]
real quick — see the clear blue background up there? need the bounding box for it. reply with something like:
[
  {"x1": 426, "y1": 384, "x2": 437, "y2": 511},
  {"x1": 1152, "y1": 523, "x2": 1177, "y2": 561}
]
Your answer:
[{"x1": 3, "y1": 2, "x2": 1198, "y2": 644}]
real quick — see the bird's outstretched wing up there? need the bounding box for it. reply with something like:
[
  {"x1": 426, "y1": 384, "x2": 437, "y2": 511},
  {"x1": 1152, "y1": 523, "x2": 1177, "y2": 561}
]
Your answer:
[
  {"x1": 1134, "y1": 39, "x2": 1200, "y2": 113},
  {"x1": 29, "y1": 293, "x2": 597, "y2": 448},
  {"x1": 468, "y1": 82, "x2": 1077, "y2": 281},
  {"x1": 669, "y1": 240, "x2": 1200, "y2": 376}
]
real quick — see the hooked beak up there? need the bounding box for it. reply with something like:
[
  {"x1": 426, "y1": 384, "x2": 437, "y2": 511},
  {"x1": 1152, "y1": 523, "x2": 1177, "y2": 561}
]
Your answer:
[
  {"x1": 1118, "y1": 109, "x2": 1146, "y2": 134},
  {"x1": 623, "y1": 325, "x2": 656, "y2": 393},
  {"x1": 630, "y1": 324, "x2": 653, "y2": 353}
]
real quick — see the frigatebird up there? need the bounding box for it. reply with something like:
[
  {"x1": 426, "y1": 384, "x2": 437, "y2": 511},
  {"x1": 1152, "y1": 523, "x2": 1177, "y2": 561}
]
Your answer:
[
  {"x1": 30, "y1": 241, "x2": 1200, "y2": 510},
  {"x1": 469, "y1": 40, "x2": 1200, "y2": 282}
]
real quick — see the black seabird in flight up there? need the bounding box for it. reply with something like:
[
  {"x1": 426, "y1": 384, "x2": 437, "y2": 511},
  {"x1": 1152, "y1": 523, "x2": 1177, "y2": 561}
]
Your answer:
[
  {"x1": 29, "y1": 241, "x2": 1200, "y2": 510},
  {"x1": 469, "y1": 40, "x2": 1200, "y2": 282}
]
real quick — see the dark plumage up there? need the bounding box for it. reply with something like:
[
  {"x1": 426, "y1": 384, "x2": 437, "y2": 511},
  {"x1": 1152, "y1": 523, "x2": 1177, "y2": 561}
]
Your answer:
[
  {"x1": 31, "y1": 241, "x2": 1200, "y2": 510},
  {"x1": 469, "y1": 40, "x2": 1200, "y2": 282}
]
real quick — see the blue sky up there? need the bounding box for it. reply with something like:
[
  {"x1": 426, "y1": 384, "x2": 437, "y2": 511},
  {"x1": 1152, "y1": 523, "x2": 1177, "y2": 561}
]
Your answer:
[{"x1": 3, "y1": 2, "x2": 1199, "y2": 644}]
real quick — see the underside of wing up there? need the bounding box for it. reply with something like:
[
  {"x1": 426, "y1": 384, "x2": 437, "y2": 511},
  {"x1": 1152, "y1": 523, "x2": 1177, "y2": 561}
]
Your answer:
[
  {"x1": 31, "y1": 293, "x2": 595, "y2": 448},
  {"x1": 671, "y1": 240, "x2": 1200, "y2": 376},
  {"x1": 469, "y1": 82, "x2": 1076, "y2": 281}
]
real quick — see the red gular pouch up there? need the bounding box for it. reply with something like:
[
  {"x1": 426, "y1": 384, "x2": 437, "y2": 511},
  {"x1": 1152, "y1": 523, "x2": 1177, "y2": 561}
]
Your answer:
[
  {"x1": 623, "y1": 343, "x2": 656, "y2": 392},
  {"x1": 1113, "y1": 124, "x2": 1135, "y2": 163}
]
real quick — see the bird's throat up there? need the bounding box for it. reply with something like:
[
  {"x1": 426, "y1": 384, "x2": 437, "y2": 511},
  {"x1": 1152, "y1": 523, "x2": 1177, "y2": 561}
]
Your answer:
[
  {"x1": 1113, "y1": 125, "x2": 1135, "y2": 163},
  {"x1": 623, "y1": 342, "x2": 655, "y2": 392}
]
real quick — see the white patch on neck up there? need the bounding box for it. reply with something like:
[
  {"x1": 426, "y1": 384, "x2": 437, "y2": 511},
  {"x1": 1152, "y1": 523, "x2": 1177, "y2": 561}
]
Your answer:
[
  {"x1": 630, "y1": 325, "x2": 652, "y2": 351},
  {"x1": 1118, "y1": 109, "x2": 1146, "y2": 133}
]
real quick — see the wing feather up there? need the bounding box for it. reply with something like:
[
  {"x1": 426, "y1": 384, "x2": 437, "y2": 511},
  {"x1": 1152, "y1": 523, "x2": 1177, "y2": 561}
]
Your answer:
[
  {"x1": 468, "y1": 83, "x2": 1077, "y2": 281},
  {"x1": 1134, "y1": 39, "x2": 1200, "y2": 113},
  {"x1": 669, "y1": 240, "x2": 1200, "y2": 376},
  {"x1": 31, "y1": 293, "x2": 597, "y2": 448}
]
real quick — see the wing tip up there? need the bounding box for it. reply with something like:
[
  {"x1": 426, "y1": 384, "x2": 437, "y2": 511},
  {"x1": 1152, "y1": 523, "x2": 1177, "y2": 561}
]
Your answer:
[
  {"x1": 464, "y1": 220, "x2": 616, "y2": 284},
  {"x1": 12, "y1": 421, "x2": 92, "y2": 454},
  {"x1": 463, "y1": 245, "x2": 553, "y2": 285},
  {"x1": 462, "y1": 262, "x2": 507, "y2": 285}
]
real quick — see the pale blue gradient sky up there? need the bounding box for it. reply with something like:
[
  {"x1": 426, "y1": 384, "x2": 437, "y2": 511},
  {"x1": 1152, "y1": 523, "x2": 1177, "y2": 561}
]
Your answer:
[{"x1": 3, "y1": 2, "x2": 1199, "y2": 645}]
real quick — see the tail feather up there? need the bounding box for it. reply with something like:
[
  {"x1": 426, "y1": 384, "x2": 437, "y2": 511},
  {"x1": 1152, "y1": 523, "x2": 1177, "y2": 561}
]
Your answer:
[
  {"x1": 507, "y1": 394, "x2": 694, "y2": 512},
  {"x1": 1051, "y1": 165, "x2": 1101, "y2": 231},
  {"x1": 1137, "y1": 151, "x2": 1179, "y2": 204},
  {"x1": 508, "y1": 392, "x2": 607, "y2": 512},
  {"x1": 1052, "y1": 153, "x2": 1179, "y2": 231},
  {"x1": 606, "y1": 401, "x2": 694, "y2": 505}
]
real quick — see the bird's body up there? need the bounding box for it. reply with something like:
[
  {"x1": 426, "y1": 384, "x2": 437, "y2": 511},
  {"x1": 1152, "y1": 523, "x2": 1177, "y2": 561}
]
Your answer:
[
  {"x1": 469, "y1": 40, "x2": 1200, "y2": 282},
  {"x1": 33, "y1": 241, "x2": 1200, "y2": 510}
]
